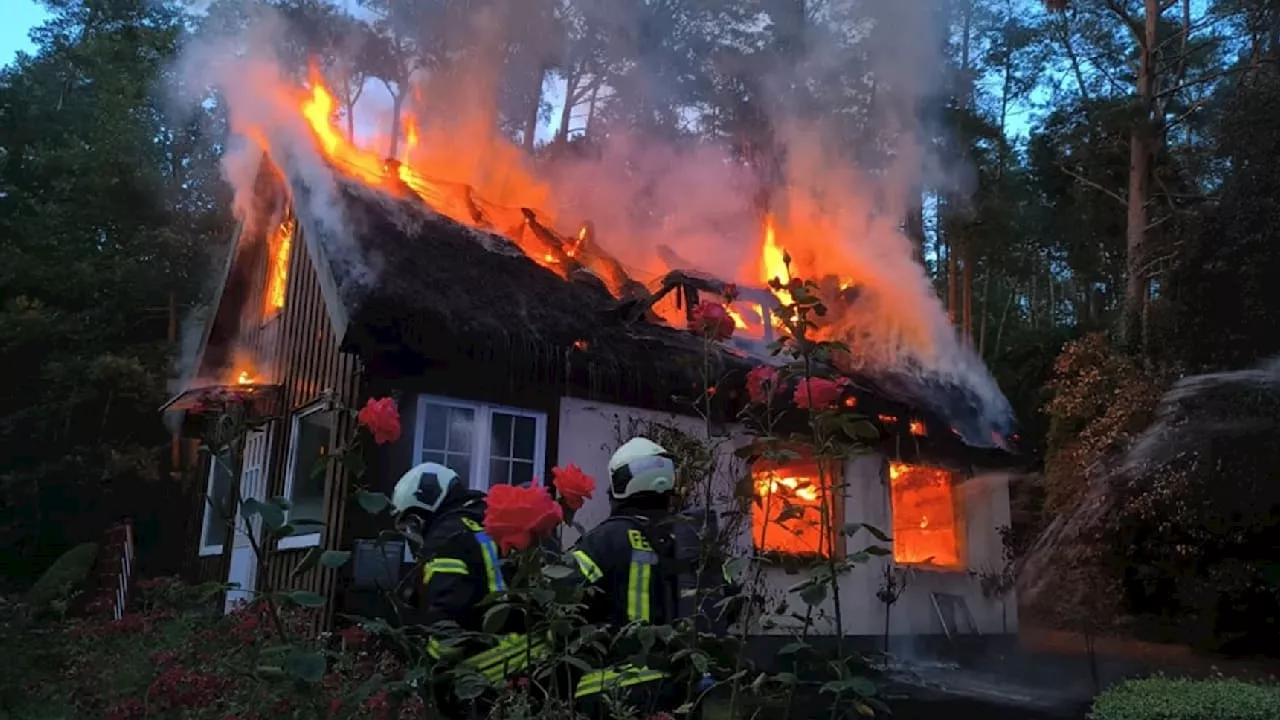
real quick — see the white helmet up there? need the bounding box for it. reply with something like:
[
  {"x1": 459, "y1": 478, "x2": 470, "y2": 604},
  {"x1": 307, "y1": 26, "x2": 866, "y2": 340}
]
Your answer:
[
  {"x1": 391, "y1": 462, "x2": 462, "y2": 518},
  {"x1": 608, "y1": 437, "x2": 676, "y2": 499}
]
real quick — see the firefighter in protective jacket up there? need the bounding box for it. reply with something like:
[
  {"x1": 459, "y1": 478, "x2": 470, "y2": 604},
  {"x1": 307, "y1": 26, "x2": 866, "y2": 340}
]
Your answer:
[
  {"x1": 391, "y1": 463, "x2": 547, "y2": 694},
  {"x1": 568, "y1": 437, "x2": 737, "y2": 712}
]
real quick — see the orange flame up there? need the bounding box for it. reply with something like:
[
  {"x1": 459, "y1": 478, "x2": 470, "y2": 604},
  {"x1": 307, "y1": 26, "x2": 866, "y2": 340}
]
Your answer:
[
  {"x1": 752, "y1": 463, "x2": 832, "y2": 557},
  {"x1": 888, "y1": 463, "x2": 963, "y2": 569},
  {"x1": 237, "y1": 370, "x2": 253, "y2": 385},
  {"x1": 264, "y1": 215, "x2": 295, "y2": 315}
]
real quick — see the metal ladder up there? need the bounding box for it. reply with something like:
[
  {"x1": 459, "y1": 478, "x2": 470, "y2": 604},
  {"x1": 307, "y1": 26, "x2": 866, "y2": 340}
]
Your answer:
[{"x1": 930, "y1": 591, "x2": 981, "y2": 642}]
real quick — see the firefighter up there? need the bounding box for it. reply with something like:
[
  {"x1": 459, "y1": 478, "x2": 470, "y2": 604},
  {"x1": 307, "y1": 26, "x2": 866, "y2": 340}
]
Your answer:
[
  {"x1": 391, "y1": 462, "x2": 547, "y2": 709},
  {"x1": 567, "y1": 437, "x2": 739, "y2": 716}
]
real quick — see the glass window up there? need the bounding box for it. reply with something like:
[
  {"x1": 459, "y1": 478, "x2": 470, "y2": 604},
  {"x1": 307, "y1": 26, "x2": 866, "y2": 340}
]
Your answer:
[
  {"x1": 489, "y1": 412, "x2": 537, "y2": 486},
  {"x1": 288, "y1": 409, "x2": 333, "y2": 525},
  {"x1": 202, "y1": 450, "x2": 234, "y2": 549},
  {"x1": 888, "y1": 463, "x2": 965, "y2": 570},
  {"x1": 420, "y1": 402, "x2": 475, "y2": 486}
]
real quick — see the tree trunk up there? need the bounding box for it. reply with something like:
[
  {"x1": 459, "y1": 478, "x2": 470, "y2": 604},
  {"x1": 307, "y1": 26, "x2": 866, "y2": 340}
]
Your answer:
[
  {"x1": 522, "y1": 65, "x2": 544, "y2": 152},
  {"x1": 387, "y1": 89, "x2": 405, "y2": 160},
  {"x1": 556, "y1": 69, "x2": 581, "y2": 144},
  {"x1": 978, "y1": 269, "x2": 991, "y2": 357},
  {"x1": 1120, "y1": 0, "x2": 1159, "y2": 353}
]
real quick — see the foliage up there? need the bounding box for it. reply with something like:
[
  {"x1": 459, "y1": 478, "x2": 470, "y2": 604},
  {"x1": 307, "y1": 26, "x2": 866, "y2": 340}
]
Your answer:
[
  {"x1": 23, "y1": 542, "x2": 98, "y2": 617},
  {"x1": 1042, "y1": 333, "x2": 1172, "y2": 516},
  {"x1": 1089, "y1": 677, "x2": 1280, "y2": 720}
]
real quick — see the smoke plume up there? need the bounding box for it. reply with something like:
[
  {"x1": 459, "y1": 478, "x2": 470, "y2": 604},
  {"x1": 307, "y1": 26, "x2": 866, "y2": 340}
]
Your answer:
[{"x1": 168, "y1": 0, "x2": 1014, "y2": 436}]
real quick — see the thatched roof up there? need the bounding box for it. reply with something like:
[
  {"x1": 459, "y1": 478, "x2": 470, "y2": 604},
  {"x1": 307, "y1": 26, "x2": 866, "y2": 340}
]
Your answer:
[{"x1": 279, "y1": 163, "x2": 1021, "y2": 464}]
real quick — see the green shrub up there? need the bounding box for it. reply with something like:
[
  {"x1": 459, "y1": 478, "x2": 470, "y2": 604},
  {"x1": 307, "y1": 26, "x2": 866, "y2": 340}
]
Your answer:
[
  {"x1": 24, "y1": 542, "x2": 98, "y2": 615},
  {"x1": 1090, "y1": 677, "x2": 1280, "y2": 720}
]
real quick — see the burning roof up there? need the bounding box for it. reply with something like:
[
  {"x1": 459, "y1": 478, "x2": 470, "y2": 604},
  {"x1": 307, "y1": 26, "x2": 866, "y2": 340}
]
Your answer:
[{"x1": 220, "y1": 69, "x2": 1019, "y2": 456}]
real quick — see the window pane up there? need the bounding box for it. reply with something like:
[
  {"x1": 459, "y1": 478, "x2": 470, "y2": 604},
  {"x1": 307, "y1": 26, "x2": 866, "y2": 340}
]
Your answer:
[
  {"x1": 489, "y1": 459, "x2": 510, "y2": 487},
  {"x1": 204, "y1": 451, "x2": 233, "y2": 545},
  {"x1": 291, "y1": 412, "x2": 332, "y2": 524},
  {"x1": 447, "y1": 407, "x2": 474, "y2": 454},
  {"x1": 511, "y1": 460, "x2": 534, "y2": 487},
  {"x1": 423, "y1": 403, "x2": 448, "y2": 451},
  {"x1": 512, "y1": 416, "x2": 536, "y2": 460},
  {"x1": 421, "y1": 450, "x2": 445, "y2": 466},
  {"x1": 490, "y1": 413, "x2": 513, "y2": 457},
  {"x1": 445, "y1": 452, "x2": 471, "y2": 487}
]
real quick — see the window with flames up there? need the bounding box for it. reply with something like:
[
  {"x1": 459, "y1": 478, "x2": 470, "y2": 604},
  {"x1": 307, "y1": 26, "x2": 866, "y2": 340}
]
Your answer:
[
  {"x1": 751, "y1": 461, "x2": 841, "y2": 558},
  {"x1": 887, "y1": 462, "x2": 965, "y2": 570}
]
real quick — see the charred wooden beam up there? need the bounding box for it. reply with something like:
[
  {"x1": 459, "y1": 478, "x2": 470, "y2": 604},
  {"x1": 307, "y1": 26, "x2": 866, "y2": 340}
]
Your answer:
[
  {"x1": 520, "y1": 208, "x2": 582, "y2": 270},
  {"x1": 575, "y1": 221, "x2": 647, "y2": 299},
  {"x1": 462, "y1": 185, "x2": 490, "y2": 228}
]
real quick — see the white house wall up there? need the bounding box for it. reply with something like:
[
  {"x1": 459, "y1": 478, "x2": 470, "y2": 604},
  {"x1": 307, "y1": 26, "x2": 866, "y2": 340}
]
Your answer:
[{"x1": 556, "y1": 396, "x2": 1017, "y2": 638}]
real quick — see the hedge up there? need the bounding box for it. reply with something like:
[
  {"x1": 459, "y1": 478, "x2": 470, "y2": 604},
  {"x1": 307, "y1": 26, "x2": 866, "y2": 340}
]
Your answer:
[
  {"x1": 1090, "y1": 677, "x2": 1280, "y2": 720},
  {"x1": 24, "y1": 542, "x2": 99, "y2": 613}
]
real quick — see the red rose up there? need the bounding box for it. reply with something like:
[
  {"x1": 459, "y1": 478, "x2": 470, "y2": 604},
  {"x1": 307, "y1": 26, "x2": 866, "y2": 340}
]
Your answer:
[
  {"x1": 552, "y1": 464, "x2": 596, "y2": 510},
  {"x1": 338, "y1": 624, "x2": 368, "y2": 648},
  {"x1": 689, "y1": 301, "x2": 735, "y2": 341},
  {"x1": 484, "y1": 478, "x2": 564, "y2": 553},
  {"x1": 746, "y1": 366, "x2": 779, "y2": 404},
  {"x1": 793, "y1": 377, "x2": 848, "y2": 409},
  {"x1": 357, "y1": 397, "x2": 401, "y2": 445}
]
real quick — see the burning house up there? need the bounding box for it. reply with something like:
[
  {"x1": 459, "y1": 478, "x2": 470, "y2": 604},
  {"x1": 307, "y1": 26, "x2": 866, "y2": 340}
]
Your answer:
[{"x1": 163, "y1": 73, "x2": 1023, "y2": 650}]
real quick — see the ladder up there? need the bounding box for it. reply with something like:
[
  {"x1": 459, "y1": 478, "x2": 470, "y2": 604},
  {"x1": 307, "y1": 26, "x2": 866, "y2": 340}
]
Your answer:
[{"x1": 930, "y1": 591, "x2": 981, "y2": 642}]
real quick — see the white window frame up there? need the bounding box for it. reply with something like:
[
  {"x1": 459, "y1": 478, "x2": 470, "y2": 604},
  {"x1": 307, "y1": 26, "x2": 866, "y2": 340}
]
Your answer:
[
  {"x1": 278, "y1": 403, "x2": 332, "y2": 551},
  {"x1": 405, "y1": 395, "x2": 547, "y2": 562},
  {"x1": 199, "y1": 450, "x2": 234, "y2": 557}
]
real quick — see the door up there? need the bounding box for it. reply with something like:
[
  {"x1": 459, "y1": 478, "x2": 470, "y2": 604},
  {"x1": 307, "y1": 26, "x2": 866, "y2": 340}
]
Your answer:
[{"x1": 225, "y1": 428, "x2": 270, "y2": 613}]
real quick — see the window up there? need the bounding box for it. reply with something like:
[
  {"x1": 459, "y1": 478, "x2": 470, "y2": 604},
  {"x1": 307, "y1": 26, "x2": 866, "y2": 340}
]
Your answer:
[
  {"x1": 751, "y1": 460, "x2": 842, "y2": 558},
  {"x1": 352, "y1": 538, "x2": 404, "y2": 590},
  {"x1": 280, "y1": 404, "x2": 334, "y2": 549},
  {"x1": 199, "y1": 449, "x2": 234, "y2": 556},
  {"x1": 413, "y1": 396, "x2": 547, "y2": 491},
  {"x1": 888, "y1": 463, "x2": 965, "y2": 570}
]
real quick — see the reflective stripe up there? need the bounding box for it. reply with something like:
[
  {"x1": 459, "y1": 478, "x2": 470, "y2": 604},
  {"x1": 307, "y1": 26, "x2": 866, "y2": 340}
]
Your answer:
[
  {"x1": 428, "y1": 634, "x2": 550, "y2": 683},
  {"x1": 422, "y1": 557, "x2": 469, "y2": 584},
  {"x1": 572, "y1": 550, "x2": 604, "y2": 582},
  {"x1": 627, "y1": 550, "x2": 654, "y2": 622},
  {"x1": 460, "y1": 516, "x2": 506, "y2": 592},
  {"x1": 575, "y1": 665, "x2": 667, "y2": 698}
]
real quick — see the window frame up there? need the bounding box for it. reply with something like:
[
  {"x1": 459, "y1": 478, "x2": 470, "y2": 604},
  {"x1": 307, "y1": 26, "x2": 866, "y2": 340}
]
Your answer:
[
  {"x1": 278, "y1": 402, "x2": 333, "y2": 551},
  {"x1": 886, "y1": 461, "x2": 967, "y2": 572},
  {"x1": 198, "y1": 449, "x2": 234, "y2": 557},
  {"x1": 749, "y1": 457, "x2": 846, "y2": 562},
  {"x1": 405, "y1": 395, "x2": 547, "y2": 562}
]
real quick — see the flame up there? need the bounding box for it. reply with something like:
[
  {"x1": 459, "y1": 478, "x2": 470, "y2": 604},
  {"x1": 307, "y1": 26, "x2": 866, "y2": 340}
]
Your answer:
[
  {"x1": 264, "y1": 215, "x2": 295, "y2": 315},
  {"x1": 752, "y1": 463, "x2": 832, "y2": 557},
  {"x1": 909, "y1": 419, "x2": 927, "y2": 437},
  {"x1": 760, "y1": 214, "x2": 793, "y2": 307},
  {"x1": 888, "y1": 463, "x2": 963, "y2": 569},
  {"x1": 237, "y1": 370, "x2": 253, "y2": 385},
  {"x1": 297, "y1": 69, "x2": 572, "y2": 283}
]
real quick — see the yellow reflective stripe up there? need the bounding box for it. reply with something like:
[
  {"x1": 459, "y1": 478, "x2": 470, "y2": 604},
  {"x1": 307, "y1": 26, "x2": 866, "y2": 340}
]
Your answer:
[
  {"x1": 575, "y1": 665, "x2": 667, "y2": 698},
  {"x1": 422, "y1": 557, "x2": 469, "y2": 584},
  {"x1": 572, "y1": 550, "x2": 604, "y2": 582},
  {"x1": 461, "y1": 517, "x2": 483, "y2": 532},
  {"x1": 427, "y1": 634, "x2": 550, "y2": 683},
  {"x1": 627, "y1": 551, "x2": 654, "y2": 622}
]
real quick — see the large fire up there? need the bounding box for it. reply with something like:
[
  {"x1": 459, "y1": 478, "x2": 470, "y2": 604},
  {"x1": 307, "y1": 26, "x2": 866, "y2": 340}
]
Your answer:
[
  {"x1": 888, "y1": 463, "x2": 964, "y2": 570},
  {"x1": 752, "y1": 462, "x2": 837, "y2": 557},
  {"x1": 289, "y1": 69, "x2": 848, "y2": 340}
]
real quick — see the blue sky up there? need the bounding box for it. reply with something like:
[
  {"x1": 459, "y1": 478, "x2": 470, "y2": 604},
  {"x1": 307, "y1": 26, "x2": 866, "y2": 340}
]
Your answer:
[{"x1": 1, "y1": 0, "x2": 43, "y2": 65}]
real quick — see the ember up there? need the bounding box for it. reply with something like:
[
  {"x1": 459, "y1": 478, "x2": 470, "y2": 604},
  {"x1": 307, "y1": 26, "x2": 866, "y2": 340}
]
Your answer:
[{"x1": 888, "y1": 463, "x2": 963, "y2": 569}]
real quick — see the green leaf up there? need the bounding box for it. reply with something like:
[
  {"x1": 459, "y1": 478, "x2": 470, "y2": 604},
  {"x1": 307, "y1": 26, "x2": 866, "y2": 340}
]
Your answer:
[
  {"x1": 841, "y1": 523, "x2": 892, "y2": 542},
  {"x1": 283, "y1": 649, "x2": 327, "y2": 683},
  {"x1": 357, "y1": 490, "x2": 391, "y2": 515},
  {"x1": 777, "y1": 641, "x2": 808, "y2": 656},
  {"x1": 541, "y1": 564, "x2": 575, "y2": 580},
  {"x1": 319, "y1": 550, "x2": 351, "y2": 569},
  {"x1": 241, "y1": 498, "x2": 286, "y2": 530},
  {"x1": 310, "y1": 454, "x2": 331, "y2": 479},
  {"x1": 482, "y1": 604, "x2": 511, "y2": 634},
  {"x1": 292, "y1": 547, "x2": 324, "y2": 579},
  {"x1": 843, "y1": 419, "x2": 881, "y2": 441},
  {"x1": 287, "y1": 590, "x2": 327, "y2": 608},
  {"x1": 774, "y1": 503, "x2": 805, "y2": 524},
  {"x1": 799, "y1": 582, "x2": 828, "y2": 607},
  {"x1": 272, "y1": 524, "x2": 295, "y2": 539},
  {"x1": 254, "y1": 665, "x2": 286, "y2": 680},
  {"x1": 864, "y1": 545, "x2": 892, "y2": 557},
  {"x1": 291, "y1": 518, "x2": 325, "y2": 529},
  {"x1": 453, "y1": 673, "x2": 490, "y2": 700},
  {"x1": 724, "y1": 556, "x2": 750, "y2": 583}
]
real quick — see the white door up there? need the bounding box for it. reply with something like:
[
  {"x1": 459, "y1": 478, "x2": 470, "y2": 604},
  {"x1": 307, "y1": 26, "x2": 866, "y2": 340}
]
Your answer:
[{"x1": 225, "y1": 429, "x2": 270, "y2": 613}]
